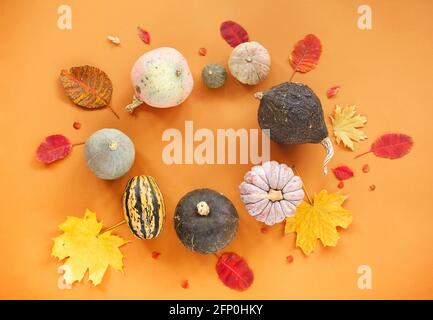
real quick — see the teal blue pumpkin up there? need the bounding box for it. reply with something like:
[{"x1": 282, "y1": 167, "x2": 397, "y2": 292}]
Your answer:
[{"x1": 84, "y1": 128, "x2": 135, "y2": 180}]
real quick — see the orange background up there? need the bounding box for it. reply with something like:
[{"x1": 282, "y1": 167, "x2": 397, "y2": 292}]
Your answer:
[{"x1": 1, "y1": 0, "x2": 432, "y2": 299}]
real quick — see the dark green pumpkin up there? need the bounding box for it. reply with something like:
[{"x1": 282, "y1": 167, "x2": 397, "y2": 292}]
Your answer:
[
  {"x1": 258, "y1": 82, "x2": 328, "y2": 144},
  {"x1": 123, "y1": 175, "x2": 165, "y2": 239},
  {"x1": 174, "y1": 188, "x2": 239, "y2": 254},
  {"x1": 257, "y1": 82, "x2": 334, "y2": 174},
  {"x1": 201, "y1": 64, "x2": 227, "y2": 89}
]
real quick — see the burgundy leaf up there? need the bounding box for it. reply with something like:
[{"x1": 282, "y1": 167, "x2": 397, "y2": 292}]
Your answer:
[
  {"x1": 36, "y1": 135, "x2": 72, "y2": 164},
  {"x1": 216, "y1": 252, "x2": 253, "y2": 291},
  {"x1": 327, "y1": 85, "x2": 340, "y2": 98},
  {"x1": 220, "y1": 21, "x2": 249, "y2": 48},
  {"x1": 137, "y1": 27, "x2": 150, "y2": 44},
  {"x1": 332, "y1": 166, "x2": 354, "y2": 180}
]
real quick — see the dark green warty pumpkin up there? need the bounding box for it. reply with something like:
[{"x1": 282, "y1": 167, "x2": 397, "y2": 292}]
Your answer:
[
  {"x1": 174, "y1": 189, "x2": 239, "y2": 254},
  {"x1": 257, "y1": 82, "x2": 334, "y2": 175},
  {"x1": 123, "y1": 175, "x2": 165, "y2": 239}
]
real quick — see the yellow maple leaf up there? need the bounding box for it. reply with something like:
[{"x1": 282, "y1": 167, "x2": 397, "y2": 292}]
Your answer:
[
  {"x1": 330, "y1": 105, "x2": 367, "y2": 151},
  {"x1": 52, "y1": 209, "x2": 127, "y2": 286},
  {"x1": 285, "y1": 190, "x2": 352, "y2": 255}
]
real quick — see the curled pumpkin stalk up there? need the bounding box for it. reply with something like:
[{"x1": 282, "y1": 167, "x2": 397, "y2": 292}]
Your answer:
[
  {"x1": 254, "y1": 91, "x2": 264, "y2": 100},
  {"x1": 125, "y1": 95, "x2": 144, "y2": 114},
  {"x1": 320, "y1": 137, "x2": 334, "y2": 176}
]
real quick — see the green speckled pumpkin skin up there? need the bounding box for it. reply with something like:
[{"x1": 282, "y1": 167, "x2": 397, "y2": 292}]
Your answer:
[
  {"x1": 202, "y1": 64, "x2": 227, "y2": 89},
  {"x1": 84, "y1": 128, "x2": 135, "y2": 180},
  {"x1": 174, "y1": 188, "x2": 239, "y2": 254},
  {"x1": 258, "y1": 82, "x2": 328, "y2": 144}
]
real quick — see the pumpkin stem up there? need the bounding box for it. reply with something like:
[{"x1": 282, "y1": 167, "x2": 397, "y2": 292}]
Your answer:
[
  {"x1": 197, "y1": 201, "x2": 210, "y2": 216},
  {"x1": 108, "y1": 140, "x2": 118, "y2": 151},
  {"x1": 125, "y1": 95, "x2": 143, "y2": 114},
  {"x1": 254, "y1": 92, "x2": 264, "y2": 100},
  {"x1": 268, "y1": 189, "x2": 283, "y2": 202},
  {"x1": 320, "y1": 137, "x2": 334, "y2": 176}
]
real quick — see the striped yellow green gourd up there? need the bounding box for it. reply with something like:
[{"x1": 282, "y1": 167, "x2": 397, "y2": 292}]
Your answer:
[{"x1": 123, "y1": 175, "x2": 165, "y2": 239}]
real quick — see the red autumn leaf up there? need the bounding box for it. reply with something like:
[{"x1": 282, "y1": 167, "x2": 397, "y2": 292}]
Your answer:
[
  {"x1": 356, "y1": 133, "x2": 413, "y2": 159},
  {"x1": 327, "y1": 85, "x2": 340, "y2": 98},
  {"x1": 220, "y1": 21, "x2": 249, "y2": 48},
  {"x1": 289, "y1": 34, "x2": 322, "y2": 73},
  {"x1": 36, "y1": 135, "x2": 72, "y2": 164},
  {"x1": 198, "y1": 47, "x2": 207, "y2": 56},
  {"x1": 137, "y1": 27, "x2": 150, "y2": 44},
  {"x1": 216, "y1": 252, "x2": 253, "y2": 291},
  {"x1": 332, "y1": 166, "x2": 354, "y2": 180}
]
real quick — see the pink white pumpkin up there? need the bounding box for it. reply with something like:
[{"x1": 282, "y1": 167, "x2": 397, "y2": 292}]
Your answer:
[
  {"x1": 126, "y1": 47, "x2": 194, "y2": 113},
  {"x1": 239, "y1": 161, "x2": 304, "y2": 225}
]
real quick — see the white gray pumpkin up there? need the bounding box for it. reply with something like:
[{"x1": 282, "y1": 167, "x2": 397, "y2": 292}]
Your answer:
[
  {"x1": 84, "y1": 128, "x2": 135, "y2": 180},
  {"x1": 126, "y1": 47, "x2": 194, "y2": 113},
  {"x1": 239, "y1": 161, "x2": 304, "y2": 225},
  {"x1": 228, "y1": 41, "x2": 271, "y2": 85}
]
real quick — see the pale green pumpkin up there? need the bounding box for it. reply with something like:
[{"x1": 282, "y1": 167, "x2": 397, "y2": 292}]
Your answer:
[{"x1": 84, "y1": 128, "x2": 135, "y2": 180}]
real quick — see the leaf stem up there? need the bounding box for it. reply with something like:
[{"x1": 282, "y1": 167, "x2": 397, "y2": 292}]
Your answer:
[
  {"x1": 108, "y1": 106, "x2": 120, "y2": 119},
  {"x1": 354, "y1": 150, "x2": 372, "y2": 159},
  {"x1": 72, "y1": 142, "x2": 85, "y2": 147},
  {"x1": 292, "y1": 166, "x2": 313, "y2": 205},
  {"x1": 103, "y1": 220, "x2": 127, "y2": 232},
  {"x1": 289, "y1": 69, "x2": 297, "y2": 82}
]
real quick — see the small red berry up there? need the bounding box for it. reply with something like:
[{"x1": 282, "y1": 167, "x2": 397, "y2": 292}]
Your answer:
[
  {"x1": 73, "y1": 122, "x2": 81, "y2": 130},
  {"x1": 181, "y1": 280, "x2": 189, "y2": 289},
  {"x1": 362, "y1": 164, "x2": 370, "y2": 173},
  {"x1": 337, "y1": 181, "x2": 344, "y2": 189},
  {"x1": 198, "y1": 47, "x2": 207, "y2": 56},
  {"x1": 286, "y1": 255, "x2": 294, "y2": 264}
]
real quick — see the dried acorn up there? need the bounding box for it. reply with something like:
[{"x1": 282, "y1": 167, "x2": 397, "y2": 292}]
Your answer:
[
  {"x1": 256, "y1": 82, "x2": 334, "y2": 174},
  {"x1": 202, "y1": 64, "x2": 227, "y2": 88},
  {"x1": 174, "y1": 189, "x2": 239, "y2": 254}
]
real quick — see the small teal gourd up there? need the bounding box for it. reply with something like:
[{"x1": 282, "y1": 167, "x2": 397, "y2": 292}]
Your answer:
[
  {"x1": 84, "y1": 128, "x2": 135, "y2": 180},
  {"x1": 202, "y1": 64, "x2": 227, "y2": 89}
]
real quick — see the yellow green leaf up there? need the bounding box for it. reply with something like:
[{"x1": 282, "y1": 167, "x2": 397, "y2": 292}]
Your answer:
[
  {"x1": 330, "y1": 105, "x2": 367, "y2": 151},
  {"x1": 285, "y1": 190, "x2": 352, "y2": 255},
  {"x1": 52, "y1": 209, "x2": 127, "y2": 286}
]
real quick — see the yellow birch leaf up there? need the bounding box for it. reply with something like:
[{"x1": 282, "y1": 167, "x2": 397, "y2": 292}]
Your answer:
[
  {"x1": 52, "y1": 209, "x2": 127, "y2": 286},
  {"x1": 285, "y1": 190, "x2": 352, "y2": 255},
  {"x1": 330, "y1": 105, "x2": 367, "y2": 151}
]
